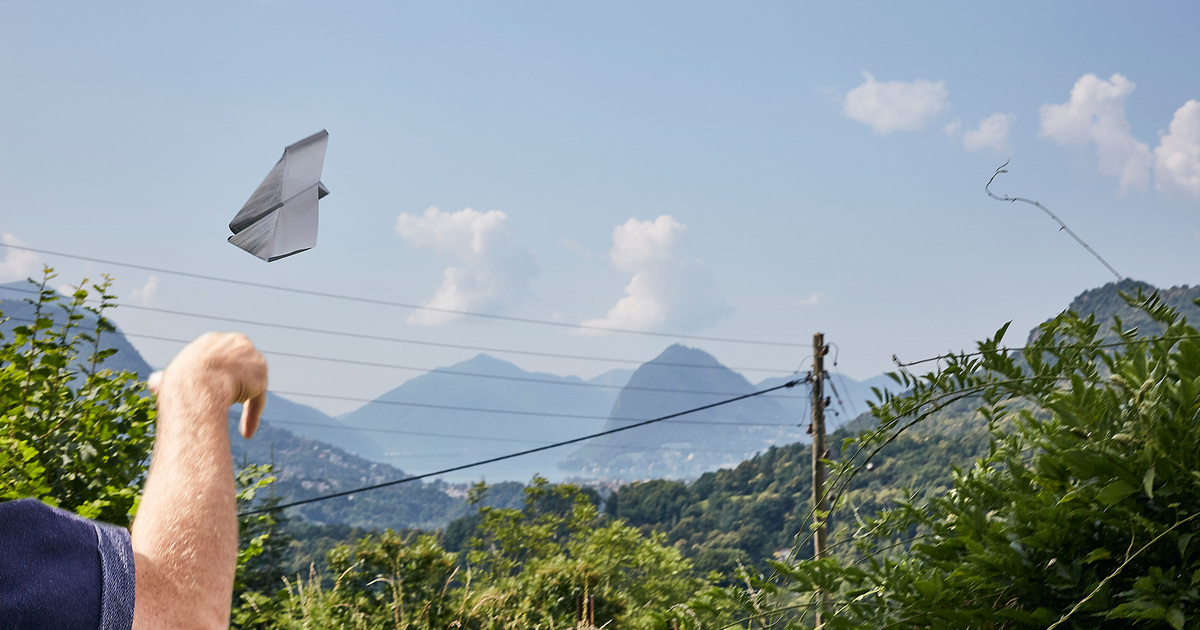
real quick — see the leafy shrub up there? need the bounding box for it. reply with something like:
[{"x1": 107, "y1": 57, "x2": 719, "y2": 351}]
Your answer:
[
  {"x1": 0, "y1": 270, "x2": 156, "y2": 526},
  {"x1": 701, "y1": 292, "x2": 1200, "y2": 628}
]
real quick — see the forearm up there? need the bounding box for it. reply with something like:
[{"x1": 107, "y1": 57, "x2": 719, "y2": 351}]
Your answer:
[
  {"x1": 132, "y1": 378, "x2": 239, "y2": 630},
  {"x1": 129, "y1": 332, "x2": 266, "y2": 630}
]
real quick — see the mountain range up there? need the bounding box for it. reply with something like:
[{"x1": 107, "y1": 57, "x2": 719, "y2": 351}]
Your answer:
[
  {"x1": 0, "y1": 278, "x2": 898, "y2": 486},
  {"x1": 287, "y1": 345, "x2": 892, "y2": 482},
  {"x1": 560, "y1": 344, "x2": 804, "y2": 479},
  {"x1": 10, "y1": 276, "x2": 1188, "y2": 529}
]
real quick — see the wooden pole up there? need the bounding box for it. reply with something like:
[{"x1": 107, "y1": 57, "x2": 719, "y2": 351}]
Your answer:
[{"x1": 812, "y1": 333, "x2": 829, "y2": 628}]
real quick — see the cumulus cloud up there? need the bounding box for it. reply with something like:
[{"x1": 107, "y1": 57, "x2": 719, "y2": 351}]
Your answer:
[
  {"x1": 963, "y1": 113, "x2": 1014, "y2": 152},
  {"x1": 0, "y1": 232, "x2": 39, "y2": 281},
  {"x1": 396, "y1": 207, "x2": 539, "y2": 325},
  {"x1": 131, "y1": 275, "x2": 159, "y2": 306},
  {"x1": 1040, "y1": 73, "x2": 1152, "y2": 192},
  {"x1": 943, "y1": 118, "x2": 962, "y2": 137},
  {"x1": 1154, "y1": 99, "x2": 1200, "y2": 200},
  {"x1": 582, "y1": 215, "x2": 729, "y2": 333},
  {"x1": 844, "y1": 72, "x2": 949, "y2": 134}
]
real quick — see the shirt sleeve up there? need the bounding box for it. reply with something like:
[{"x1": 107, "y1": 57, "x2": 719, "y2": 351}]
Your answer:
[
  {"x1": 92, "y1": 515, "x2": 136, "y2": 630},
  {"x1": 0, "y1": 498, "x2": 135, "y2": 630}
]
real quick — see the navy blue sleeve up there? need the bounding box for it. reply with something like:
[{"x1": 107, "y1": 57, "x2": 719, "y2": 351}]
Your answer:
[{"x1": 0, "y1": 498, "x2": 135, "y2": 630}]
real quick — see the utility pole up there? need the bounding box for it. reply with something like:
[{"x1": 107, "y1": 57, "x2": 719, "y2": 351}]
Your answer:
[{"x1": 811, "y1": 332, "x2": 829, "y2": 628}]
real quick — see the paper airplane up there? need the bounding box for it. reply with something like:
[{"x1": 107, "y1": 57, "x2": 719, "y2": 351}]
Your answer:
[{"x1": 228, "y1": 130, "x2": 330, "y2": 261}]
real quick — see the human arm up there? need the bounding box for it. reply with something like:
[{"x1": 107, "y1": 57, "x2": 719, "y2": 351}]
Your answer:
[{"x1": 130, "y1": 333, "x2": 267, "y2": 630}]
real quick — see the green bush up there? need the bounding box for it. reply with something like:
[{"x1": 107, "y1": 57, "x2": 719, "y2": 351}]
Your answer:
[
  {"x1": 0, "y1": 270, "x2": 156, "y2": 526},
  {"x1": 701, "y1": 292, "x2": 1200, "y2": 629}
]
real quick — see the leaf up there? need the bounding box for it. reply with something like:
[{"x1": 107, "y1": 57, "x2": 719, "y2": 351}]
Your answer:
[
  {"x1": 1167, "y1": 607, "x2": 1185, "y2": 630},
  {"x1": 1096, "y1": 480, "x2": 1137, "y2": 507},
  {"x1": 1143, "y1": 466, "x2": 1156, "y2": 499},
  {"x1": 1083, "y1": 548, "x2": 1112, "y2": 564}
]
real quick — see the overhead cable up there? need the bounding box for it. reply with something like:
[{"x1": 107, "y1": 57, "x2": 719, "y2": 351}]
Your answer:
[
  {"x1": 2, "y1": 273, "x2": 799, "y2": 374},
  {"x1": 120, "y1": 329, "x2": 804, "y2": 398},
  {"x1": 0, "y1": 243, "x2": 805, "y2": 347},
  {"x1": 264, "y1": 418, "x2": 787, "y2": 455},
  {"x1": 268, "y1": 389, "x2": 801, "y2": 429},
  {"x1": 893, "y1": 333, "x2": 1200, "y2": 369},
  {"x1": 0, "y1": 311, "x2": 809, "y2": 426},
  {"x1": 113, "y1": 302, "x2": 797, "y2": 375},
  {"x1": 238, "y1": 377, "x2": 803, "y2": 515}
]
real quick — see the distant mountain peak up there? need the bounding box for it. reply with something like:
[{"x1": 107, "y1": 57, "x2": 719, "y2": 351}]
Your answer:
[
  {"x1": 649, "y1": 344, "x2": 722, "y2": 368},
  {"x1": 446, "y1": 353, "x2": 517, "y2": 372},
  {"x1": 1028, "y1": 280, "x2": 1200, "y2": 345}
]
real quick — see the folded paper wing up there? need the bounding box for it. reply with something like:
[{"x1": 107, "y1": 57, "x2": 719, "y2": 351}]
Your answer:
[{"x1": 229, "y1": 130, "x2": 330, "y2": 262}]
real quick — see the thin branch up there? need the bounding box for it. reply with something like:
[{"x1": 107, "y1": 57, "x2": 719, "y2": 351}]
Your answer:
[
  {"x1": 1046, "y1": 512, "x2": 1200, "y2": 630},
  {"x1": 986, "y1": 161, "x2": 1124, "y2": 282}
]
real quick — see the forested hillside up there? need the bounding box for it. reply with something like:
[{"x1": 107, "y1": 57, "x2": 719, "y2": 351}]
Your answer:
[
  {"x1": 1031, "y1": 279, "x2": 1200, "y2": 344},
  {"x1": 602, "y1": 417, "x2": 989, "y2": 576},
  {"x1": 603, "y1": 280, "x2": 1198, "y2": 577}
]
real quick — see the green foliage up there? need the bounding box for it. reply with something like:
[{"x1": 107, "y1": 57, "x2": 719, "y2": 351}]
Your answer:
[
  {"x1": 265, "y1": 478, "x2": 713, "y2": 629},
  {"x1": 230, "y1": 463, "x2": 297, "y2": 630},
  {"x1": 605, "y1": 425, "x2": 988, "y2": 580},
  {"x1": 703, "y1": 292, "x2": 1200, "y2": 628},
  {"x1": 0, "y1": 269, "x2": 156, "y2": 526},
  {"x1": 463, "y1": 477, "x2": 702, "y2": 629}
]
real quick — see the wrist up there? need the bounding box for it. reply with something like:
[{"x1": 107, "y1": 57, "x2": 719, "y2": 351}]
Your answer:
[{"x1": 154, "y1": 370, "x2": 236, "y2": 426}]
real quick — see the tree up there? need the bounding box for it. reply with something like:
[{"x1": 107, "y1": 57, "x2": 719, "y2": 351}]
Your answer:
[
  {"x1": 699, "y1": 291, "x2": 1200, "y2": 628},
  {"x1": 269, "y1": 478, "x2": 717, "y2": 629},
  {"x1": 462, "y1": 477, "x2": 704, "y2": 629},
  {"x1": 0, "y1": 270, "x2": 296, "y2": 629},
  {"x1": 0, "y1": 270, "x2": 156, "y2": 526}
]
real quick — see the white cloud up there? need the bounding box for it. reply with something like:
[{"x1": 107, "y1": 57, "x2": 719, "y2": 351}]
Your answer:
[
  {"x1": 560, "y1": 237, "x2": 593, "y2": 259},
  {"x1": 131, "y1": 275, "x2": 159, "y2": 306},
  {"x1": 844, "y1": 72, "x2": 949, "y2": 134},
  {"x1": 943, "y1": 118, "x2": 962, "y2": 137},
  {"x1": 0, "y1": 232, "x2": 39, "y2": 281},
  {"x1": 790, "y1": 293, "x2": 823, "y2": 308},
  {"x1": 963, "y1": 113, "x2": 1014, "y2": 152},
  {"x1": 396, "y1": 207, "x2": 539, "y2": 325},
  {"x1": 1154, "y1": 99, "x2": 1200, "y2": 200},
  {"x1": 582, "y1": 215, "x2": 729, "y2": 333},
  {"x1": 1039, "y1": 73, "x2": 1152, "y2": 192}
]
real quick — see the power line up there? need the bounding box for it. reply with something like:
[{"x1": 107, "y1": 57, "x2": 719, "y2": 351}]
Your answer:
[
  {"x1": 0, "y1": 309, "x2": 811, "y2": 427},
  {"x1": 2, "y1": 282, "x2": 796, "y2": 376},
  {"x1": 264, "y1": 418, "x2": 789, "y2": 455},
  {"x1": 824, "y1": 372, "x2": 851, "y2": 421},
  {"x1": 120, "y1": 330, "x2": 804, "y2": 399},
  {"x1": 893, "y1": 333, "x2": 1200, "y2": 369},
  {"x1": 238, "y1": 377, "x2": 804, "y2": 515},
  {"x1": 268, "y1": 389, "x2": 801, "y2": 429},
  {"x1": 830, "y1": 371, "x2": 861, "y2": 418},
  {"x1": 826, "y1": 344, "x2": 862, "y2": 419},
  {"x1": 0, "y1": 284, "x2": 802, "y2": 397},
  {"x1": 0, "y1": 284, "x2": 803, "y2": 398},
  {"x1": 0, "y1": 243, "x2": 806, "y2": 348},
  {"x1": 117, "y1": 303, "x2": 796, "y2": 375}
]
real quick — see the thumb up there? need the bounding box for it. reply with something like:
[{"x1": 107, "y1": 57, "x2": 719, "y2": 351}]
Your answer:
[{"x1": 239, "y1": 391, "x2": 266, "y2": 439}]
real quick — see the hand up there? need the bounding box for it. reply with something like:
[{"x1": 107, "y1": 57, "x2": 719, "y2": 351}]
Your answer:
[{"x1": 148, "y1": 332, "x2": 268, "y2": 439}]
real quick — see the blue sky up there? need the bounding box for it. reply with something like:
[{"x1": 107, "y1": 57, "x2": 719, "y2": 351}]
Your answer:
[{"x1": 2, "y1": 2, "x2": 1199, "y2": 415}]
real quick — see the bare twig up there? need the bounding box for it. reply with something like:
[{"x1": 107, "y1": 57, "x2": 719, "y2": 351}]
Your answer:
[{"x1": 986, "y1": 161, "x2": 1124, "y2": 282}]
